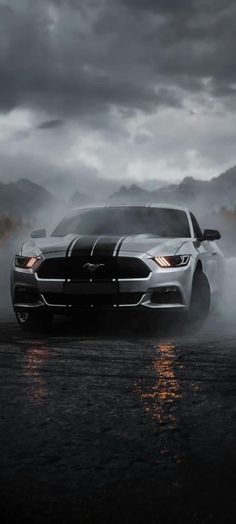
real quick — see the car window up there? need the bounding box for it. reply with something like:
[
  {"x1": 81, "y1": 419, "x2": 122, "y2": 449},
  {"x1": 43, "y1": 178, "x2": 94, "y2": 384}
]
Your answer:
[{"x1": 52, "y1": 208, "x2": 191, "y2": 238}]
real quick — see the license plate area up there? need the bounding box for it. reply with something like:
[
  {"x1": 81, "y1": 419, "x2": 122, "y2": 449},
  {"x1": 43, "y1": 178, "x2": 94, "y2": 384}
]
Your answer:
[{"x1": 64, "y1": 281, "x2": 118, "y2": 295}]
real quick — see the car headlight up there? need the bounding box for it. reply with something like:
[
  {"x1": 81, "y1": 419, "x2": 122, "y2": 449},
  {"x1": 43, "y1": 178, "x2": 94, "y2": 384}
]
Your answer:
[
  {"x1": 153, "y1": 255, "x2": 190, "y2": 268},
  {"x1": 15, "y1": 256, "x2": 39, "y2": 269}
]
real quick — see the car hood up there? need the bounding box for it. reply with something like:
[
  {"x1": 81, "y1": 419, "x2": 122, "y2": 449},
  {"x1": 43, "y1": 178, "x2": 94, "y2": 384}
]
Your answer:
[
  {"x1": 21, "y1": 234, "x2": 189, "y2": 257},
  {"x1": 118, "y1": 235, "x2": 189, "y2": 256}
]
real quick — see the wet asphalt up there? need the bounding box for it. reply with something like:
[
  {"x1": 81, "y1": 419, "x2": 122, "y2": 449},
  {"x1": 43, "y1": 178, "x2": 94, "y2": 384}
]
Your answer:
[{"x1": 0, "y1": 308, "x2": 236, "y2": 524}]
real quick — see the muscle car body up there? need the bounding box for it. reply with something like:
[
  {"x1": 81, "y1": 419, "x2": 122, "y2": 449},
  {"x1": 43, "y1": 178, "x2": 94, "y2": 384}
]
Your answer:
[{"x1": 11, "y1": 205, "x2": 224, "y2": 331}]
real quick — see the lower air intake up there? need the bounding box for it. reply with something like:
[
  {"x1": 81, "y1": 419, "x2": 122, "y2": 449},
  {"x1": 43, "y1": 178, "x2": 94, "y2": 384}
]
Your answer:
[{"x1": 43, "y1": 292, "x2": 143, "y2": 306}]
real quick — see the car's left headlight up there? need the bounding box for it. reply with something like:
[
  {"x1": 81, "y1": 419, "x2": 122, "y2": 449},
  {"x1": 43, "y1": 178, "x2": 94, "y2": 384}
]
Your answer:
[
  {"x1": 153, "y1": 255, "x2": 191, "y2": 268},
  {"x1": 15, "y1": 256, "x2": 40, "y2": 269}
]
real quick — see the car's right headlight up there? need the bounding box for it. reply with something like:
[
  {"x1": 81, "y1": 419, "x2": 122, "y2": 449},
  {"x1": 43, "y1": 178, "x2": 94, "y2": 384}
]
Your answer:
[
  {"x1": 15, "y1": 256, "x2": 40, "y2": 269},
  {"x1": 153, "y1": 255, "x2": 191, "y2": 268}
]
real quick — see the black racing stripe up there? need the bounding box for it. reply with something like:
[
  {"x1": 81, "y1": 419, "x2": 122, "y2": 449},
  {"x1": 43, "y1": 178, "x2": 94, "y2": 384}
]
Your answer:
[
  {"x1": 114, "y1": 236, "x2": 125, "y2": 306},
  {"x1": 71, "y1": 236, "x2": 99, "y2": 257},
  {"x1": 116, "y1": 236, "x2": 127, "y2": 257},
  {"x1": 116, "y1": 236, "x2": 126, "y2": 307},
  {"x1": 115, "y1": 236, "x2": 127, "y2": 306},
  {"x1": 65, "y1": 236, "x2": 79, "y2": 257},
  {"x1": 92, "y1": 236, "x2": 121, "y2": 257}
]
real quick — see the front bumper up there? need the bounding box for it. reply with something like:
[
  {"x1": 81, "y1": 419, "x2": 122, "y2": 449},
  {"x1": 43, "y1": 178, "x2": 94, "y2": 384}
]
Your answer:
[{"x1": 11, "y1": 252, "x2": 193, "y2": 313}]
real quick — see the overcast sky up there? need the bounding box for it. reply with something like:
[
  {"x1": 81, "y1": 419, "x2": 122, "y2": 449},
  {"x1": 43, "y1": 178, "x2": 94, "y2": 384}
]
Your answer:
[{"x1": 0, "y1": 0, "x2": 236, "y2": 192}]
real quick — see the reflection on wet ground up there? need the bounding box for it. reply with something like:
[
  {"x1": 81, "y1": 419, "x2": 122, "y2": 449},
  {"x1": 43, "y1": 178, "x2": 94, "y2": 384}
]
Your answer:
[
  {"x1": 135, "y1": 342, "x2": 181, "y2": 425},
  {"x1": 24, "y1": 345, "x2": 51, "y2": 402}
]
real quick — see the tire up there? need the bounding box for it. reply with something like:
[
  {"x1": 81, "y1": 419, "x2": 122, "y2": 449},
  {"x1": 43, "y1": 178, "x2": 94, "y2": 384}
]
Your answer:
[
  {"x1": 15, "y1": 310, "x2": 53, "y2": 332},
  {"x1": 186, "y1": 269, "x2": 211, "y2": 329}
]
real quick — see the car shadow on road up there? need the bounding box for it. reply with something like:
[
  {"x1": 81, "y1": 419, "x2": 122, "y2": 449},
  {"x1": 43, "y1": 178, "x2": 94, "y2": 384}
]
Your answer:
[{"x1": 44, "y1": 310, "x2": 198, "y2": 340}]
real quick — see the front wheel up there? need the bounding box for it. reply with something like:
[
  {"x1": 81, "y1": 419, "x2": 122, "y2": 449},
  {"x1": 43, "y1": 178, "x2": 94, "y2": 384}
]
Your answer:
[
  {"x1": 15, "y1": 310, "x2": 53, "y2": 332},
  {"x1": 186, "y1": 270, "x2": 211, "y2": 329}
]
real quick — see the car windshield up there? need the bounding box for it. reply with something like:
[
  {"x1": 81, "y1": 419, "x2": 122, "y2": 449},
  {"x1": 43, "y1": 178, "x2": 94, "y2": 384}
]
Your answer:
[{"x1": 52, "y1": 207, "x2": 191, "y2": 238}]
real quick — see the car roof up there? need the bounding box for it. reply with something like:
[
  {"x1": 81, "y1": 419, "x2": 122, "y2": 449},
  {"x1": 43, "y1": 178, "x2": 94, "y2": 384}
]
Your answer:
[{"x1": 71, "y1": 203, "x2": 189, "y2": 213}]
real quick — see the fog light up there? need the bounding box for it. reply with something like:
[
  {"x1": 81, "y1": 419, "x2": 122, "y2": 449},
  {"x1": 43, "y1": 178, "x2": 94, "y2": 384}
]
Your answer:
[
  {"x1": 151, "y1": 287, "x2": 183, "y2": 305},
  {"x1": 14, "y1": 287, "x2": 40, "y2": 304}
]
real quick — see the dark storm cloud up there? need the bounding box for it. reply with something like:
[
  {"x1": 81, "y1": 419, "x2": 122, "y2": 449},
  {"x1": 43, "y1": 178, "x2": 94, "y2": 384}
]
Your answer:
[
  {"x1": 0, "y1": 0, "x2": 161, "y2": 117},
  {"x1": 125, "y1": 0, "x2": 236, "y2": 80},
  {"x1": 120, "y1": 0, "x2": 194, "y2": 14},
  {"x1": 0, "y1": 0, "x2": 236, "y2": 120},
  {"x1": 37, "y1": 119, "x2": 64, "y2": 129}
]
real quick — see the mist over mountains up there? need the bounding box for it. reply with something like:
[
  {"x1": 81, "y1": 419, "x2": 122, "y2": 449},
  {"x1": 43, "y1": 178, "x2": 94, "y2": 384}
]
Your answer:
[
  {"x1": 0, "y1": 179, "x2": 56, "y2": 219},
  {"x1": 109, "y1": 166, "x2": 236, "y2": 214},
  {"x1": 0, "y1": 164, "x2": 236, "y2": 220},
  {"x1": 1, "y1": 165, "x2": 236, "y2": 254}
]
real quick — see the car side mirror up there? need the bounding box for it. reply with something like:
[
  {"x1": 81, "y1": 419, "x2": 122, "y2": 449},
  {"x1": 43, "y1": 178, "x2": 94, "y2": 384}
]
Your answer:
[
  {"x1": 31, "y1": 229, "x2": 46, "y2": 238},
  {"x1": 202, "y1": 229, "x2": 221, "y2": 241}
]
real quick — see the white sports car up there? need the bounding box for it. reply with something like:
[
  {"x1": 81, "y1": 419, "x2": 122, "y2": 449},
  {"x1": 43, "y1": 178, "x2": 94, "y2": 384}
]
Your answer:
[{"x1": 11, "y1": 204, "x2": 224, "y2": 331}]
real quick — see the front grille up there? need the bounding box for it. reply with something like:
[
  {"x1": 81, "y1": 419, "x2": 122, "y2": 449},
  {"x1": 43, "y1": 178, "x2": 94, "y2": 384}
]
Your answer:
[
  {"x1": 37, "y1": 256, "x2": 150, "y2": 280},
  {"x1": 43, "y1": 292, "x2": 143, "y2": 306}
]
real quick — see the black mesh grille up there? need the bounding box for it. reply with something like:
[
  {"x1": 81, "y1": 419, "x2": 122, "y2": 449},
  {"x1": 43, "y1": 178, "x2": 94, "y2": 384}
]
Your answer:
[
  {"x1": 43, "y1": 292, "x2": 143, "y2": 306},
  {"x1": 37, "y1": 256, "x2": 150, "y2": 280}
]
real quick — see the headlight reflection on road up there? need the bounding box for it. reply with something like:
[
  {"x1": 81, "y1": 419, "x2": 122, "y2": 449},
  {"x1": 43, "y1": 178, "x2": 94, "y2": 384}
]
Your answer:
[
  {"x1": 24, "y1": 345, "x2": 50, "y2": 403},
  {"x1": 135, "y1": 342, "x2": 181, "y2": 425}
]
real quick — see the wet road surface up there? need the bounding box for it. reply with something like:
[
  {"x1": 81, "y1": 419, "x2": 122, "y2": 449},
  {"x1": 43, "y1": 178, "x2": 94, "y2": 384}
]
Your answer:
[{"x1": 1, "y1": 309, "x2": 236, "y2": 524}]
